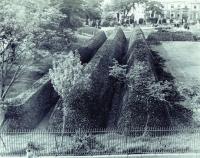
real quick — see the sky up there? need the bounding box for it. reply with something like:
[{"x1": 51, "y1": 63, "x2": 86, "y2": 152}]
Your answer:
[{"x1": 102, "y1": 0, "x2": 200, "y2": 5}]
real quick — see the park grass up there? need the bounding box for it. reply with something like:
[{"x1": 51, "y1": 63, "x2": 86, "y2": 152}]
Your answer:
[{"x1": 0, "y1": 129, "x2": 200, "y2": 156}]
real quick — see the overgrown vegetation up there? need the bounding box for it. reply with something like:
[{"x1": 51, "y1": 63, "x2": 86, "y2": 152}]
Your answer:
[{"x1": 72, "y1": 132, "x2": 105, "y2": 155}]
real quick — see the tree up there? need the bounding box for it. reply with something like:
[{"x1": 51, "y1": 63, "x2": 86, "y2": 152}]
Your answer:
[
  {"x1": 0, "y1": 0, "x2": 70, "y2": 100},
  {"x1": 49, "y1": 52, "x2": 83, "y2": 99},
  {"x1": 84, "y1": 0, "x2": 103, "y2": 25},
  {"x1": 110, "y1": 0, "x2": 147, "y2": 20},
  {"x1": 145, "y1": 1, "x2": 164, "y2": 24},
  {"x1": 49, "y1": 51, "x2": 84, "y2": 146},
  {"x1": 0, "y1": 29, "x2": 33, "y2": 101},
  {"x1": 57, "y1": 0, "x2": 86, "y2": 28}
]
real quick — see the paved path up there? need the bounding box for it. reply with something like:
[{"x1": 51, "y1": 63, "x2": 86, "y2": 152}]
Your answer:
[{"x1": 1, "y1": 153, "x2": 200, "y2": 158}]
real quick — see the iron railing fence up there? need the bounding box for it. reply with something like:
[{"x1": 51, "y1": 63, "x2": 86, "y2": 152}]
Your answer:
[{"x1": 0, "y1": 128, "x2": 200, "y2": 156}]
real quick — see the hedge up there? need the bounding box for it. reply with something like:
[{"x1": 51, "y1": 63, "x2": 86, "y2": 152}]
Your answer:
[
  {"x1": 49, "y1": 28, "x2": 127, "y2": 130},
  {"x1": 147, "y1": 30, "x2": 194, "y2": 43},
  {"x1": 77, "y1": 30, "x2": 107, "y2": 63},
  {"x1": 117, "y1": 28, "x2": 162, "y2": 130},
  {"x1": 2, "y1": 76, "x2": 59, "y2": 130}
]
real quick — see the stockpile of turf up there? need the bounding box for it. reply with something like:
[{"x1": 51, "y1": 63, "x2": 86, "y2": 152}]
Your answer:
[
  {"x1": 147, "y1": 30, "x2": 194, "y2": 43},
  {"x1": 49, "y1": 28, "x2": 127, "y2": 130},
  {"x1": 77, "y1": 30, "x2": 107, "y2": 63}
]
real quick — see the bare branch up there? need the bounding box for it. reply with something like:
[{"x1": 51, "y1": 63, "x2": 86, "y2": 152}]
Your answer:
[{"x1": 1, "y1": 64, "x2": 24, "y2": 100}]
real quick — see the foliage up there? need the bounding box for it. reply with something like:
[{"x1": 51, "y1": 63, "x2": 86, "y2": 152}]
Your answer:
[
  {"x1": 0, "y1": 32, "x2": 35, "y2": 101},
  {"x1": 102, "y1": 13, "x2": 118, "y2": 27},
  {"x1": 85, "y1": 0, "x2": 103, "y2": 20},
  {"x1": 109, "y1": 59, "x2": 127, "y2": 82},
  {"x1": 102, "y1": 21, "x2": 111, "y2": 27},
  {"x1": 126, "y1": 61, "x2": 150, "y2": 89},
  {"x1": 56, "y1": 0, "x2": 86, "y2": 28},
  {"x1": 145, "y1": 1, "x2": 164, "y2": 17},
  {"x1": 72, "y1": 132, "x2": 105, "y2": 155},
  {"x1": 147, "y1": 81, "x2": 173, "y2": 102},
  {"x1": 33, "y1": 28, "x2": 76, "y2": 53},
  {"x1": 177, "y1": 81, "x2": 200, "y2": 108},
  {"x1": 0, "y1": 0, "x2": 76, "y2": 100},
  {"x1": 56, "y1": 0, "x2": 103, "y2": 27},
  {"x1": 110, "y1": 0, "x2": 147, "y2": 18},
  {"x1": 27, "y1": 141, "x2": 42, "y2": 151},
  {"x1": 49, "y1": 52, "x2": 83, "y2": 99}
]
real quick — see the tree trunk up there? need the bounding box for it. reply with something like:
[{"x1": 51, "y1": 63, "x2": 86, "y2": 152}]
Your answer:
[
  {"x1": 86, "y1": 16, "x2": 89, "y2": 25},
  {"x1": 143, "y1": 97, "x2": 151, "y2": 137},
  {"x1": 143, "y1": 114, "x2": 150, "y2": 137},
  {"x1": 60, "y1": 102, "x2": 66, "y2": 147}
]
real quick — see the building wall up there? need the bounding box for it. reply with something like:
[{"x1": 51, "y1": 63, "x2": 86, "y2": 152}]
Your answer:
[{"x1": 158, "y1": 0, "x2": 200, "y2": 22}]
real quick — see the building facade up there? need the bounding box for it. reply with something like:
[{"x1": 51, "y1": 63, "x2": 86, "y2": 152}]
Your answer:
[{"x1": 158, "y1": 0, "x2": 200, "y2": 23}]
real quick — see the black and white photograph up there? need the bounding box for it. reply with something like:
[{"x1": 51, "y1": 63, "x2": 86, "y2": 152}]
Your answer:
[{"x1": 0, "y1": 0, "x2": 200, "y2": 157}]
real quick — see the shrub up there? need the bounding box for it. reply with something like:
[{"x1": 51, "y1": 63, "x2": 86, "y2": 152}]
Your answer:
[
  {"x1": 139, "y1": 18, "x2": 144, "y2": 24},
  {"x1": 162, "y1": 19, "x2": 167, "y2": 24},
  {"x1": 147, "y1": 31, "x2": 194, "y2": 42},
  {"x1": 49, "y1": 52, "x2": 83, "y2": 98},
  {"x1": 102, "y1": 20, "x2": 110, "y2": 27},
  {"x1": 147, "y1": 36, "x2": 161, "y2": 45},
  {"x1": 109, "y1": 59, "x2": 127, "y2": 82},
  {"x1": 34, "y1": 28, "x2": 76, "y2": 53},
  {"x1": 70, "y1": 15, "x2": 83, "y2": 28},
  {"x1": 72, "y1": 132, "x2": 105, "y2": 155},
  {"x1": 110, "y1": 21, "x2": 120, "y2": 27}
]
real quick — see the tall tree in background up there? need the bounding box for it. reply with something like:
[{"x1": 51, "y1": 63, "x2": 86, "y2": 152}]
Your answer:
[
  {"x1": 110, "y1": 0, "x2": 148, "y2": 20},
  {"x1": 57, "y1": 0, "x2": 85, "y2": 28},
  {"x1": 57, "y1": 0, "x2": 103, "y2": 27},
  {"x1": 84, "y1": 0, "x2": 103, "y2": 25},
  {"x1": 145, "y1": 1, "x2": 164, "y2": 24}
]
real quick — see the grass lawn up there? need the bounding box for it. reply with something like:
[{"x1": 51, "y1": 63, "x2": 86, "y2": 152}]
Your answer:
[
  {"x1": 151, "y1": 41, "x2": 200, "y2": 124},
  {"x1": 151, "y1": 42, "x2": 200, "y2": 84}
]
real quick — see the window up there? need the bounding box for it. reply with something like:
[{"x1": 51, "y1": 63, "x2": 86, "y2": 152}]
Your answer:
[
  {"x1": 194, "y1": 5, "x2": 197, "y2": 9},
  {"x1": 171, "y1": 5, "x2": 174, "y2": 8}
]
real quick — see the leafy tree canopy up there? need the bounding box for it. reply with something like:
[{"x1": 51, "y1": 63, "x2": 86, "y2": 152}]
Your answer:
[
  {"x1": 84, "y1": 0, "x2": 104, "y2": 20},
  {"x1": 110, "y1": 0, "x2": 148, "y2": 13},
  {"x1": 145, "y1": 1, "x2": 164, "y2": 17}
]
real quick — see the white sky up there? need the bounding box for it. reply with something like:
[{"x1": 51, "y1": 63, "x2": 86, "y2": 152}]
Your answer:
[{"x1": 102, "y1": 0, "x2": 200, "y2": 5}]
